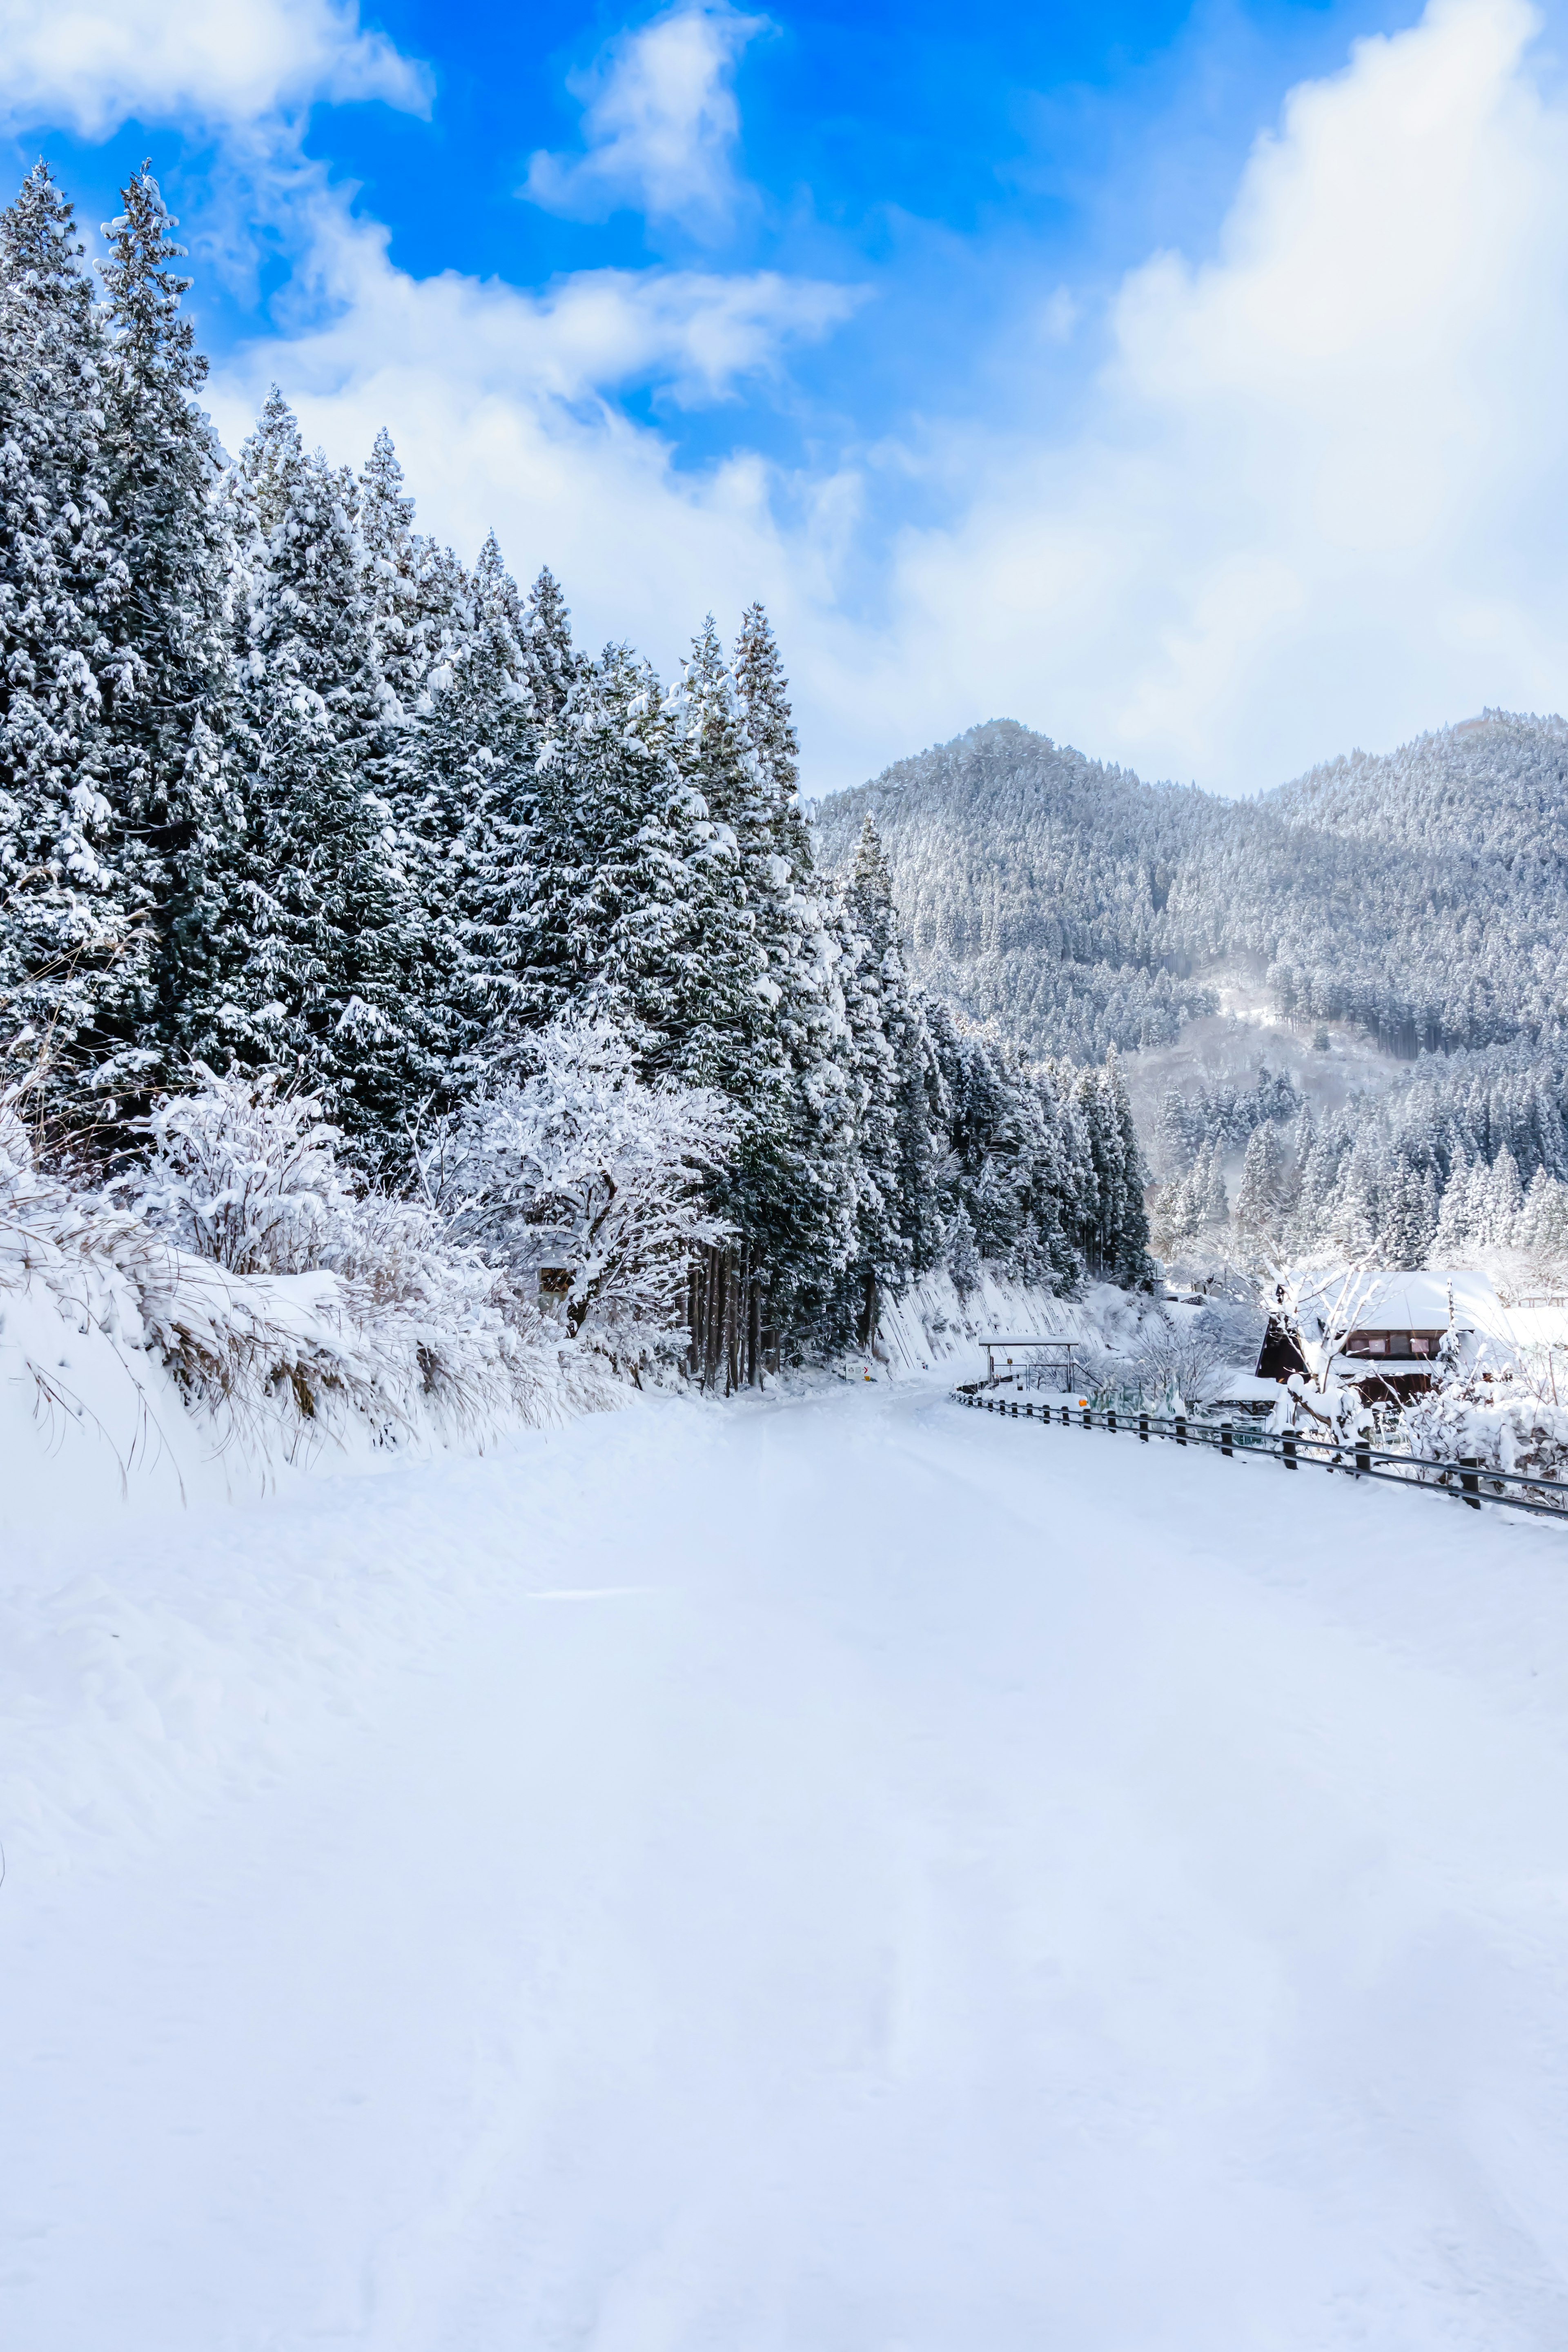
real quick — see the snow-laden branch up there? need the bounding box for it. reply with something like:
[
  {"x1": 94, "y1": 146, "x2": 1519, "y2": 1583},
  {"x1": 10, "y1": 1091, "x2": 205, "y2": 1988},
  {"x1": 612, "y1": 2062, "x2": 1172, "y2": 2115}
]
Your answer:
[{"x1": 432, "y1": 1014, "x2": 733, "y2": 1346}]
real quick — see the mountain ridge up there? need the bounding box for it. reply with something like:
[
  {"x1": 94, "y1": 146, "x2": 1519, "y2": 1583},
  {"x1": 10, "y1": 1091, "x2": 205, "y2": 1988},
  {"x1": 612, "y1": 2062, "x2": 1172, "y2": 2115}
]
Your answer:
[{"x1": 811, "y1": 709, "x2": 1568, "y2": 1069}]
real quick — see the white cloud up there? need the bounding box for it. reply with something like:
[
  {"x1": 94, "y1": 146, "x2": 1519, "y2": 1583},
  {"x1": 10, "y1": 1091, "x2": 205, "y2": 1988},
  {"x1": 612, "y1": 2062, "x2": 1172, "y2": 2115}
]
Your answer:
[
  {"x1": 205, "y1": 186, "x2": 859, "y2": 672},
  {"x1": 522, "y1": 1, "x2": 766, "y2": 232},
  {"x1": 868, "y1": 0, "x2": 1568, "y2": 793},
  {"x1": 0, "y1": 0, "x2": 429, "y2": 136},
  {"x1": 21, "y1": 0, "x2": 1568, "y2": 799},
  {"x1": 229, "y1": 0, "x2": 1568, "y2": 802}
]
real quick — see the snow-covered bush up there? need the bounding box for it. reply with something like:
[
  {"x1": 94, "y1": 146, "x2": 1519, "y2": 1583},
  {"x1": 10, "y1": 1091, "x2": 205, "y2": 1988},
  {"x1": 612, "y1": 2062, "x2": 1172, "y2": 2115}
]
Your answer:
[
  {"x1": 1267, "y1": 1266, "x2": 1383, "y2": 1390},
  {"x1": 1269, "y1": 1374, "x2": 1372, "y2": 1455},
  {"x1": 431, "y1": 1015, "x2": 732, "y2": 1356},
  {"x1": 0, "y1": 1070, "x2": 608, "y2": 1479},
  {"x1": 119, "y1": 1063, "x2": 605, "y2": 1442},
  {"x1": 134, "y1": 1066, "x2": 353, "y2": 1275},
  {"x1": 1400, "y1": 1381, "x2": 1568, "y2": 1488}
]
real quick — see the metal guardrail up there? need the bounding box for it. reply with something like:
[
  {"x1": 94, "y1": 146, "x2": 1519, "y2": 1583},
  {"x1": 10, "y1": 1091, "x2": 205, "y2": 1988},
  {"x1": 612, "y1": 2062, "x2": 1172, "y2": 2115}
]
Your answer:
[{"x1": 951, "y1": 1384, "x2": 1568, "y2": 1522}]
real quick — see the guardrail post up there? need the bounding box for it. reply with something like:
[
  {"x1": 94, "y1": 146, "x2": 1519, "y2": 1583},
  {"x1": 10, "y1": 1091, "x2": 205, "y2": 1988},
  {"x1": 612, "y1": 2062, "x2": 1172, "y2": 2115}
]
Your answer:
[
  {"x1": 1354, "y1": 1437, "x2": 1370, "y2": 1479},
  {"x1": 1081, "y1": 1406, "x2": 1091, "y2": 1431},
  {"x1": 1108, "y1": 1409, "x2": 1117, "y2": 1434},
  {"x1": 1460, "y1": 1456, "x2": 1481, "y2": 1510},
  {"x1": 1221, "y1": 1421, "x2": 1232, "y2": 1458},
  {"x1": 1283, "y1": 1432, "x2": 1296, "y2": 1471},
  {"x1": 1139, "y1": 1413, "x2": 1148, "y2": 1443},
  {"x1": 1176, "y1": 1414, "x2": 1187, "y2": 1448},
  {"x1": 1060, "y1": 1405, "x2": 1068, "y2": 1427}
]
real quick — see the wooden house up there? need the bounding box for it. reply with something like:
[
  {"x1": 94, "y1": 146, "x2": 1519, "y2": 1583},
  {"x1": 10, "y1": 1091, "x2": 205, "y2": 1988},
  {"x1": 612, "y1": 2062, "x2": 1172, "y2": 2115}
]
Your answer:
[{"x1": 1258, "y1": 1270, "x2": 1511, "y2": 1403}]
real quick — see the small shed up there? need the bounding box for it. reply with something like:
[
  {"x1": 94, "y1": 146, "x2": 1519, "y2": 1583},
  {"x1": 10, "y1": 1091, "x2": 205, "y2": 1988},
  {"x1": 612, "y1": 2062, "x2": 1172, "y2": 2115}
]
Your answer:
[{"x1": 984, "y1": 1337, "x2": 1080, "y2": 1391}]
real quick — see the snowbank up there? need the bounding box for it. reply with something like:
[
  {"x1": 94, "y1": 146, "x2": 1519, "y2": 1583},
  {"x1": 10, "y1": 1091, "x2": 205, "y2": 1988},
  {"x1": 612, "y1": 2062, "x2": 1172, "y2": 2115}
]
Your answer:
[{"x1": 0, "y1": 1087, "x2": 610, "y2": 1534}]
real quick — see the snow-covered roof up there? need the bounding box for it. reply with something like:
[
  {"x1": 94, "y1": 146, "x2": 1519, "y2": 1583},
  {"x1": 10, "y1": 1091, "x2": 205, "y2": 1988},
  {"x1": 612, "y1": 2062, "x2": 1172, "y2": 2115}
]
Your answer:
[{"x1": 1285, "y1": 1269, "x2": 1508, "y2": 1337}]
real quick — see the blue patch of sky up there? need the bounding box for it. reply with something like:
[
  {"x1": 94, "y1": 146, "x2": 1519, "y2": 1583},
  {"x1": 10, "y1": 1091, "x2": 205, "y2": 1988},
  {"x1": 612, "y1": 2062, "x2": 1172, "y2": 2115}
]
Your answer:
[{"x1": 7, "y1": 0, "x2": 1427, "y2": 490}]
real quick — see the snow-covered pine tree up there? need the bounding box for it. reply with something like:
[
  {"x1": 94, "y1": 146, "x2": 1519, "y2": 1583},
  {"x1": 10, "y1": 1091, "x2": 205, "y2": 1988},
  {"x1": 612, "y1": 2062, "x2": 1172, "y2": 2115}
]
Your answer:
[
  {"x1": 216, "y1": 395, "x2": 425, "y2": 1152},
  {"x1": 407, "y1": 532, "x2": 541, "y2": 1078},
  {"x1": 1098, "y1": 1047, "x2": 1152, "y2": 1284},
  {"x1": 358, "y1": 427, "x2": 421, "y2": 718},
  {"x1": 1488, "y1": 1144, "x2": 1525, "y2": 1246},
  {"x1": 1429, "y1": 1145, "x2": 1474, "y2": 1262},
  {"x1": 946, "y1": 1198, "x2": 980, "y2": 1298},
  {"x1": 512, "y1": 644, "x2": 711, "y2": 1054},
  {"x1": 733, "y1": 601, "x2": 813, "y2": 882},
  {"x1": 521, "y1": 566, "x2": 576, "y2": 726},
  {"x1": 839, "y1": 816, "x2": 913, "y2": 1334},
  {"x1": 1152, "y1": 1086, "x2": 1196, "y2": 1180},
  {"x1": 94, "y1": 163, "x2": 236, "y2": 1101},
  {"x1": 1235, "y1": 1120, "x2": 1283, "y2": 1239},
  {"x1": 0, "y1": 164, "x2": 129, "y2": 1109},
  {"x1": 665, "y1": 617, "x2": 795, "y2": 1161}
]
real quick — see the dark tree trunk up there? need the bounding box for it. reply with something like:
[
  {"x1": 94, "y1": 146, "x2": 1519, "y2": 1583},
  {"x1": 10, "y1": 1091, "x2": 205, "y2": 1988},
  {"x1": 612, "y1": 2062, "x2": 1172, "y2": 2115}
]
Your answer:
[{"x1": 687, "y1": 1241, "x2": 771, "y2": 1393}]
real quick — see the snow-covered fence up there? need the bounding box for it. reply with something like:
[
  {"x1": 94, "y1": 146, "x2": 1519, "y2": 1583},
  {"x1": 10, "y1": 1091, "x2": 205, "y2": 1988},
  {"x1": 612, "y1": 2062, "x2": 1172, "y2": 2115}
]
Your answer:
[{"x1": 951, "y1": 1385, "x2": 1568, "y2": 1523}]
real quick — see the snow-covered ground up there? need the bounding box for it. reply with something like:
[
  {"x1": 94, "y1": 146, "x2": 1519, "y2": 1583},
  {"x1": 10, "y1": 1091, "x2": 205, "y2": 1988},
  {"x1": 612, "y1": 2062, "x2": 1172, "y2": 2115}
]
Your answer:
[{"x1": 7, "y1": 1374, "x2": 1568, "y2": 2348}]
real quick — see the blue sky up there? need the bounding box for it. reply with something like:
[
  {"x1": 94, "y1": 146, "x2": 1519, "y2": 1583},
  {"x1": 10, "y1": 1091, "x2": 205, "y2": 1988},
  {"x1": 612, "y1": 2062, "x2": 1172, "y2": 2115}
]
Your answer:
[{"x1": 5, "y1": 0, "x2": 1568, "y2": 793}]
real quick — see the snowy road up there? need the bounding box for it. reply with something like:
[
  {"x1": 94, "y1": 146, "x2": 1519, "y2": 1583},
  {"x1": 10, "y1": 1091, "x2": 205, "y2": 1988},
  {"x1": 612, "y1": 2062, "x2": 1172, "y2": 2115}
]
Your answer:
[{"x1": 7, "y1": 1382, "x2": 1568, "y2": 2348}]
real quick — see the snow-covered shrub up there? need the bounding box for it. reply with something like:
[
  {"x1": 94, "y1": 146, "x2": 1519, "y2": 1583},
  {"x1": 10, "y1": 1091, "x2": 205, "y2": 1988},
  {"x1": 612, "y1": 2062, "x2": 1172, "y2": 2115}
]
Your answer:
[
  {"x1": 0, "y1": 1070, "x2": 608, "y2": 1482},
  {"x1": 1268, "y1": 1266, "x2": 1384, "y2": 1392},
  {"x1": 1400, "y1": 1381, "x2": 1568, "y2": 1488},
  {"x1": 431, "y1": 1015, "x2": 732, "y2": 1356},
  {"x1": 1142, "y1": 1321, "x2": 1227, "y2": 1403},
  {"x1": 134, "y1": 1066, "x2": 352, "y2": 1274},
  {"x1": 1269, "y1": 1374, "x2": 1372, "y2": 1454},
  {"x1": 120, "y1": 1063, "x2": 604, "y2": 1443}
]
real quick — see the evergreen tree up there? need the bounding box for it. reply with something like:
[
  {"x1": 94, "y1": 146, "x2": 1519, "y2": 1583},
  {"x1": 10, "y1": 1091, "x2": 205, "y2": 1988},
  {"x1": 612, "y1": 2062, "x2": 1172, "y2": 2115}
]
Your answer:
[
  {"x1": 1489, "y1": 1144, "x2": 1524, "y2": 1244},
  {"x1": 946, "y1": 1199, "x2": 980, "y2": 1297},
  {"x1": 513, "y1": 645, "x2": 709, "y2": 1054},
  {"x1": 216, "y1": 396, "x2": 422, "y2": 1149},
  {"x1": 733, "y1": 600, "x2": 812, "y2": 880},
  {"x1": 522, "y1": 565, "x2": 575, "y2": 725},
  {"x1": 0, "y1": 163, "x2": 126, "y2": 1101},
  {"x1": 95, "y1": 163, "x2": 236, "y2": 1094},
  {"x1": 1196, "y1": 1139, "x2": 1229, "y2": 1229},
  {"x1": 1152, "y1": 1087, "x2": 1195, "y2": 1180},
  {"x1": 840, "y1": 817, "x2": 913, "y2": 1318},
  {"x1": 1235, "y1": 1121, "x2": 1283, "y2": 1238},
  {"x1": 408, "y1": 532, "x2": 540, "y2": 1071},
  {"x1": 358, "y1": 426, "x2": 423, "y2": 723}
]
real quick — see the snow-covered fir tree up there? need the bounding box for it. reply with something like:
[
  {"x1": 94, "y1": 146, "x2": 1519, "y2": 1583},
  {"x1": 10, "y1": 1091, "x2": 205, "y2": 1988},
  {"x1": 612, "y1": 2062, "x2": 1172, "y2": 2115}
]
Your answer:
[
  {"x1": 216, "y1": 395, "x2": 425, "y2": 1150},
  {"x1": 0, "y1": 164, "x2": 127, "y2": 1100}
]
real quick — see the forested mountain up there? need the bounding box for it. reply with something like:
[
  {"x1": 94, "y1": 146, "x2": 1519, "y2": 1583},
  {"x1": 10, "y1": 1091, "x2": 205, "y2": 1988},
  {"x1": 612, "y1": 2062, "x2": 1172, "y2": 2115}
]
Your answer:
[
  {"x1": 813, "y1": 713, "x2": 1568, "y2": 1065},
  {"x1": 813, "y1": 714, "x2": 1568, "y2": 1275},
  {"x1": 0, "y1": 162, "x2": 1152, "y2": 1372}
]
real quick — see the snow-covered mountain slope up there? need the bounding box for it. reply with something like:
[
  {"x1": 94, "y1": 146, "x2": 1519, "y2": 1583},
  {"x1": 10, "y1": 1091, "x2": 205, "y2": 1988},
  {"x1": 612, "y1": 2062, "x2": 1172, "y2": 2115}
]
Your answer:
[
  {"x1": 812, "y1": 710, "x2": 1568, "y2": 1067},
  {"x1": 5, "y1": 1384, "x2": 1568, "y2": 2348}
]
